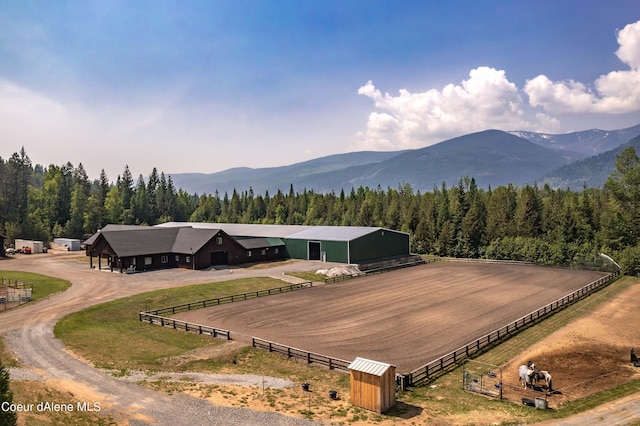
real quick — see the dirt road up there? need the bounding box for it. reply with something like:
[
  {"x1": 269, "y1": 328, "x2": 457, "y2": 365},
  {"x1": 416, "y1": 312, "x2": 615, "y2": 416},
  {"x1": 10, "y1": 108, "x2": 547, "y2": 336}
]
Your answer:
[{"x1": 0, "y1": 253, "x2": 321, "y2": 425}]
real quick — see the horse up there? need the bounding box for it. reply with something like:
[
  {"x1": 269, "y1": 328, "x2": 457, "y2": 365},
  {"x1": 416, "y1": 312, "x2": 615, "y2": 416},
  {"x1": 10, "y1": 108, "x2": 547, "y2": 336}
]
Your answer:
[
  {"x1": 537, "y1": 370, "x2": 553, "y2": 392},
  {"x1": 518, "y1": 365, "x2": 531, "y2": 387}
]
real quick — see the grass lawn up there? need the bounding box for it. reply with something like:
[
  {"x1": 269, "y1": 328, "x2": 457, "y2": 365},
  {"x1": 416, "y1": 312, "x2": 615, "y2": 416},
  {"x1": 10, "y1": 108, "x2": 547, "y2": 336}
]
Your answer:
[
  {"x1": 0, "y1": 270, "x2": 71, "y2": 301},
  {"x1": 54, "y1": 277, "x2": 293, "y2": 371}
]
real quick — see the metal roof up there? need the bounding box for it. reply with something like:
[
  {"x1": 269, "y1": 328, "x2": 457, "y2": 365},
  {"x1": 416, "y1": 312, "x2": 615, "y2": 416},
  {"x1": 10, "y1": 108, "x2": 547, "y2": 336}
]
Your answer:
[
  {"x1": 172, "y1": 227, "x2": 221, "y2": 254},
  {"x1": 235, "y1": 237, "x2": 285, "y2": 249},
  {"x1": 99, "y1": 227, "x2": 180, "y2": 257},
  {"x1": 287, "y1": 226, "x2": 382, "y2": 241},
  {"x1": 84, "y1": 224, "x2": 150, "y2": 246},
  {"x1": 347, "y1": 357, "x2": 395, "y2": 376},
  {"x1": 157, "y1": 222, "x2": 399, "y2": 242},
  {"x1": 86, "y1": 226, "x2": 220, "y2": 257},
  {"x1": 157, "y1": 222, "x2": 310, "y2": 238}
]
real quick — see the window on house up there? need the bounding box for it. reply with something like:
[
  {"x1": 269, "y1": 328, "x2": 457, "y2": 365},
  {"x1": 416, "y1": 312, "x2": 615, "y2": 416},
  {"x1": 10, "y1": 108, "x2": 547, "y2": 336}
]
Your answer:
[
  {"x1": 216, "y1": 236, "x2": 223, "y2": 245},
  {"x1": 275, "y1": 248, "x2": 279, "y2": 254},
  {"x1": 247, "y1": 250, "x2": 252, "y2": 257},
  {"x1": 175, "y1": 255, "x2": 179, "y2": 262},
  {"x1": 145, "y1": 257, "x2": 152, "y2": 266},
  {"x1": 132, "y1": 258, "x2": 136, "y2": 266},
  {"x1": 186, "y1": 256, "x2": 191, "y2": 263},
  {"x1": 161, "y1": 255, "x2": 168, "y2": 263},
  {"x1": 261, "y1": 249, "x2": 266, "y2": 256}
]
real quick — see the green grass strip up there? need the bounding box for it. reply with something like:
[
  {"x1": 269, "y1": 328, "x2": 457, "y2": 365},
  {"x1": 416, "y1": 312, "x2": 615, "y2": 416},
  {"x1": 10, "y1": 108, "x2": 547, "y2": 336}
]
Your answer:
[
  {"x1": 54, "y1": 277, "x2": 287, "y2": 371},
  {"x1": 0, "y1": 270, "x2": 71, "y2": 301}
]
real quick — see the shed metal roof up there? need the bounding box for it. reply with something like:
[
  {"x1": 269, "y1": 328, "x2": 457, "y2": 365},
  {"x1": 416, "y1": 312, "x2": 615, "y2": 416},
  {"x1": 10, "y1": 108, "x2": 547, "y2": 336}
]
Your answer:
[
  {"x1": 157, "y1": 222, "x2": 310, "y2": 238},
  {"x1": 347, "y1": 357, "x2": 395, "y2": 376},
  {"x1": 236, "y1": 237, "x2": 285, "y2": 250},
  {"x1": 287, "y1": 226, "x2": 382, "y2": 241},
  {"x1": 157, "y1": 222, "x2": 400, "y2": 242}
]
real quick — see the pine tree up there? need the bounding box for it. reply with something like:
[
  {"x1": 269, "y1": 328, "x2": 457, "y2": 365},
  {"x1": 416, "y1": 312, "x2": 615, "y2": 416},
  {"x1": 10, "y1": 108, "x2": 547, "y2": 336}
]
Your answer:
[{"x1": 0, "y1": 362, "x2": 17, "y2": 425}]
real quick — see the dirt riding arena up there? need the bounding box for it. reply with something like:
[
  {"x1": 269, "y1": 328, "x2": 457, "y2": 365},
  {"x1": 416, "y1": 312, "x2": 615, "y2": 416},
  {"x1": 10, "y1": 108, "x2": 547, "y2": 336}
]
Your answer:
[{"x1": 175, "y1": 262, "x2": 606, "y2": 373}]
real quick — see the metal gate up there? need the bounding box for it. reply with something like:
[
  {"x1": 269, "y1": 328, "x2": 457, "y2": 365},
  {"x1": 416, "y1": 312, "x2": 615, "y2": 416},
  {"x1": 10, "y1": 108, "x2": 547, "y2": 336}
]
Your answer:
[{"x1": 462, "y1": 360, "x2": 502, "y2": 399}]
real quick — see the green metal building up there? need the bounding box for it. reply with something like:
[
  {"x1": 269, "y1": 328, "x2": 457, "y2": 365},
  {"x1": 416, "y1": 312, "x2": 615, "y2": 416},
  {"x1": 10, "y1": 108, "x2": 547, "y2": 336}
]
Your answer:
[{"x1": 157, "y1": 222, "x2": 410, "y2": 265}]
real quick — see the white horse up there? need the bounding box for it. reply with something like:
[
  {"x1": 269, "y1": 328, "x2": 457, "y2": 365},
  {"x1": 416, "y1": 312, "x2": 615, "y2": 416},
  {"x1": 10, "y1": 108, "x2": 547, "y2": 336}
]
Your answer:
[{"x1": 518, "y1": 365, "x2": 531, "y2": 387}]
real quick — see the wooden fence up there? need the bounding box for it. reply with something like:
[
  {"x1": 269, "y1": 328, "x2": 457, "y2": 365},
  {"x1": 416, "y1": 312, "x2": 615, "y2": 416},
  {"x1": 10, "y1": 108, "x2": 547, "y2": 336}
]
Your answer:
[
  {"x1": 138, "y1": 279, "x2": 351, "y2": 371},
  {"x1": 143, "y1": 281, "x2": 314, "y2": 317},
  {"x1": 407, "y1": 270, "x2": 620, "y2": 386},
  {"x1": 138, "y1": 312, "x2": 231, "y2": 339},
  {"x1": 138, "y1": 261, "x2": 620, "y2": 385},
  {"x1": 252, "y1": 337, "x2": 351, "y2": 372}
]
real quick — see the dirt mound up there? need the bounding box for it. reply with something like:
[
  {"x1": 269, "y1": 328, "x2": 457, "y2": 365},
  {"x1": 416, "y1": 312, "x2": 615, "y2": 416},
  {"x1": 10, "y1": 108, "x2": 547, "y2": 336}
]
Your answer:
[{"x1": 315, "y1": 265, "x2": 361, "y2": 278}]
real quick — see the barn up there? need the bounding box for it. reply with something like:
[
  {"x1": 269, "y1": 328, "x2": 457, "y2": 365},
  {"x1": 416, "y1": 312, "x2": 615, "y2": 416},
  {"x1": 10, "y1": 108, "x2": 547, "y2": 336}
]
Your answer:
[
  {"x1": 348, "y1": 357, "x2": 396, "y2": 413},
  {"x1": 85, "y1": 222, "x2": 410, "y2": 272},
  {"x1": 157, "y1": 222, "x2": 410, "y2": 266},
  {"x1": 84, "y1": 224, "x2": 286, "y2": 272}
]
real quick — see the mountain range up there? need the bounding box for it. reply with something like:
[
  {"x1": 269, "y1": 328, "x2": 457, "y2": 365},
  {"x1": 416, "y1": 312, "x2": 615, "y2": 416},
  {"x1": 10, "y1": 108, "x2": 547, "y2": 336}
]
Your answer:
[{"x1": 170, "y1": 124, "x2": 640, "y2": 195}]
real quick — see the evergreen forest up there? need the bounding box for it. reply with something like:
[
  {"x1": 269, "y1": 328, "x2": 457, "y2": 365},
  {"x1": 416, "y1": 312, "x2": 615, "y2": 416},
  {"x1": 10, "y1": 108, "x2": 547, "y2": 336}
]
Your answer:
[{"x1": 2, "y1": 146, "x2": 640, "y2": 275}]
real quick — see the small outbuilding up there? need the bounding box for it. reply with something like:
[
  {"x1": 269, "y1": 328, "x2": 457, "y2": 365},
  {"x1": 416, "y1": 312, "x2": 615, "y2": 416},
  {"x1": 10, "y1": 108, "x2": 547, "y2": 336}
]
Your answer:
[
  {"x1": 53, "y1": 238, "x2": 82, "y2": 251},
  {"x1": 348, "y1": 357, "x2": 396, "y2": 414}
]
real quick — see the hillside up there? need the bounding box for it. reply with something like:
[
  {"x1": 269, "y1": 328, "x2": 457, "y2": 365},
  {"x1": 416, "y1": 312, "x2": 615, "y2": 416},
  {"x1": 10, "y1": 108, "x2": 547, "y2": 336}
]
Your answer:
[
  {"x1": 299, "y1": 130, "x2": 569, "y2": 192},
  {"x1": 510, "y1": 123, "x2": 640, "y2": 159},
  {"x1": 540, "y1": 134, "x2": 640, "y2": 189},
  {"x1": 169, "y1": 125, "x2": 640, "y2": 195}
]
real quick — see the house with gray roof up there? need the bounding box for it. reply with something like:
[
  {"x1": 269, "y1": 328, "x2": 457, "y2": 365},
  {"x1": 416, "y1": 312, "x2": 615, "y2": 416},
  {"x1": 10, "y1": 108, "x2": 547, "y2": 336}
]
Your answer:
[{"x1": 84, "y1": 224, "x2": 285, "y2": 272}]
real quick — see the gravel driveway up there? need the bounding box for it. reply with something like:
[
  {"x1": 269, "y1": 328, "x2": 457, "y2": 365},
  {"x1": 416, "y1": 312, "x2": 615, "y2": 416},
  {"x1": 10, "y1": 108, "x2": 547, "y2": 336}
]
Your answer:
[{"x1": 0, "y1": 253, "x2": 326, "y2": 425}]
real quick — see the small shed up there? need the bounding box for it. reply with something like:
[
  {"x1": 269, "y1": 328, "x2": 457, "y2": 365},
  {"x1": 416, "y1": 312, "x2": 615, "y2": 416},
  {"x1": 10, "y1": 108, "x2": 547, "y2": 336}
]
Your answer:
[
  {"x1": 53, "y1": 238, "x2": 82, "y2": 251},
  {"x1": 348, "y1": 357, "x2": 396, "y2": 413}
]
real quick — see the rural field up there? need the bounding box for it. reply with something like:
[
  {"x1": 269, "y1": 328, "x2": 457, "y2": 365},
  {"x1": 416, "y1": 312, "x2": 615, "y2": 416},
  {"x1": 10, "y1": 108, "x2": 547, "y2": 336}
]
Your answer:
[
  {"x1": 1, "y1": 253, "x2": 639, "y2": 425},
  {"x1": 174, "y1": 262, "x2": 607, "y2": 372}
]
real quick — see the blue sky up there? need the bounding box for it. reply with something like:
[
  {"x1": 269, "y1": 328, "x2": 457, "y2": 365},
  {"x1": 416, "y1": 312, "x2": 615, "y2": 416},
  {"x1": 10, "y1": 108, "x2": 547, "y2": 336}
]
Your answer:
[{"x1": 1, "y1": 0, "x2": 639, "y2": 181}]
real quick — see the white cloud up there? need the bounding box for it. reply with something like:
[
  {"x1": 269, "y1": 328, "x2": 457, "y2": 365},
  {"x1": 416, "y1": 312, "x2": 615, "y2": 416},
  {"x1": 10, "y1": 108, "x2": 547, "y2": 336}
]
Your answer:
[
  {"x1": 356, "y1": 20, "x2": 640, "y2": 151},
  {"x1": 616, "y1": 20, "x2": 640, "y2": 69},
  {"x1": 525, "y1": 20, "x2": 640, "y2": 115},
  {"x1": 355, "y1": 67, "x2": 532, "y2": 150}
]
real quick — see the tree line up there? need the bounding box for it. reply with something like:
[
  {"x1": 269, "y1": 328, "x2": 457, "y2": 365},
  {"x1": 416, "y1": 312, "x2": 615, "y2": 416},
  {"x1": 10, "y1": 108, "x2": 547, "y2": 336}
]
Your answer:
[{"x1": 2, "y1": 146, "x2": 640, "y2": 274}]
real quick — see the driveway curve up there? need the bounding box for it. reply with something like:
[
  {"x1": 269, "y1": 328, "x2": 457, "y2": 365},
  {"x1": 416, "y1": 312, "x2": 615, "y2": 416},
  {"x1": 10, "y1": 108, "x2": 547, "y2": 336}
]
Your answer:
[{"x1": 0, "y1": 253, "x2": 324, "y2": 425}]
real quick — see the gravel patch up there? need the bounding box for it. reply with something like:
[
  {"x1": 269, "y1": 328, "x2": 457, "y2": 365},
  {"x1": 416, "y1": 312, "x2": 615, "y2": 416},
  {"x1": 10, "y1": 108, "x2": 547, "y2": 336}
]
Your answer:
[
  {"x1": 113, "y1": 370, "x2": 295, "y2": 388},
  {"x1": 8, "y1": 367, "x2": 46, "y2": 381}
]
